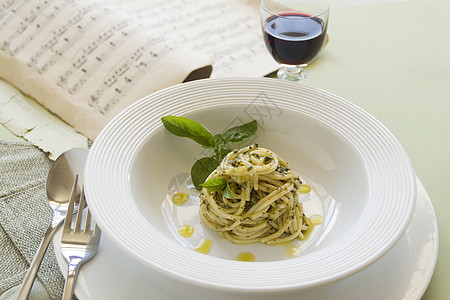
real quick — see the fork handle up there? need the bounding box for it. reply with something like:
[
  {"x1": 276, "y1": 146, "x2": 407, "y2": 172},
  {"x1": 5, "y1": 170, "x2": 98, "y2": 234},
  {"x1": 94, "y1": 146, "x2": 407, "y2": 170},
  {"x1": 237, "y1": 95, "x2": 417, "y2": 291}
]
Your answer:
[
  {"x1": 16, "y1": 221, "x2": 62, "y2": 300},
  {"x1": 62, "y1": 260, "x2": 82, "y2": 300}
]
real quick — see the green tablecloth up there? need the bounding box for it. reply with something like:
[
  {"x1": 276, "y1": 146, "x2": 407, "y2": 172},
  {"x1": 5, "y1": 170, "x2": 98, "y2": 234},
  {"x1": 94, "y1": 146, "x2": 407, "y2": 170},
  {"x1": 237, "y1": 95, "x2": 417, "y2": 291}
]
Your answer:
[
  {"x1": 1, "y1": 0, "x2": 449, "y2": 299},
  {"x1": 305, "y1": 1, "x2": 450, "y2": 298}
]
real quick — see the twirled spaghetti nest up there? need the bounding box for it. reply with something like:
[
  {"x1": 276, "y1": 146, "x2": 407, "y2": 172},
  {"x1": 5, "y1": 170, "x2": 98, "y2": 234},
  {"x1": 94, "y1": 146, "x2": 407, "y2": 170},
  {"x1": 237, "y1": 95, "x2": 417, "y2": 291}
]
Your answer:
[{"x1": 199, "y1": 145, "x2": 310, "y2": 244}]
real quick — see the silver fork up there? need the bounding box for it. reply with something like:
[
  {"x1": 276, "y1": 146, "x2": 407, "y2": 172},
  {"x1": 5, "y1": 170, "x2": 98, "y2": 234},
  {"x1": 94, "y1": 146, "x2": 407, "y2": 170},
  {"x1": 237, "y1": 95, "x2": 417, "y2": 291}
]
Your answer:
[{"x1": 61, "y1": 176, "x2": 101, "y2": 300}]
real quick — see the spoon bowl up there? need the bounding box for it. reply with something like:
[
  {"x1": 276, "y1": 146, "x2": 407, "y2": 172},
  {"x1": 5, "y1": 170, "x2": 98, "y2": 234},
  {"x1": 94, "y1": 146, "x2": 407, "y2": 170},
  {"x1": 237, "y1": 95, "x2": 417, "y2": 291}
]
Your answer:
[
  {"x1": 16, "y1": 147, "x2": 89, "y2": 300},
  {"x1": 46, "y1": 148, "x2": 89, "y2": 217}
]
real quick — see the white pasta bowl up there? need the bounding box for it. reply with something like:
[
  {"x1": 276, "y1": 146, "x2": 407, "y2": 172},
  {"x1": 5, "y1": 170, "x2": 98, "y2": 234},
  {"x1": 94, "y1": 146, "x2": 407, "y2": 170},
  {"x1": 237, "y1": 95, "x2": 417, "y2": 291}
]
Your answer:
[{"x1": 85, "y1": 78, "x2": 416, "y2": 297}]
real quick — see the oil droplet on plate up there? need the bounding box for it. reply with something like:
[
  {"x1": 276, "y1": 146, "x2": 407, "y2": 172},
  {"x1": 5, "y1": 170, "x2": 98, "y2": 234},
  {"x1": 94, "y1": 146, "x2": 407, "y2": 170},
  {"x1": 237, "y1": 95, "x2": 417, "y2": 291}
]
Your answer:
[
  {"x1": 237, "y1": 252, "x2": 255, "y2": 262},
  {"x1": 172, "y1": 192, "x2": 189, "y2": 205},
  {"x1": 285, "y1": 244, "x2": 301, "y2": 257},
  {"x1": 194, "y1": 239, "x2": 213, "y2": 255},
  {"x1": 299, "y1": 184, "x2": 311, "y2": 194},
  {"x1": 178, "y1": 225, "x2": 194, "y2": 238}
]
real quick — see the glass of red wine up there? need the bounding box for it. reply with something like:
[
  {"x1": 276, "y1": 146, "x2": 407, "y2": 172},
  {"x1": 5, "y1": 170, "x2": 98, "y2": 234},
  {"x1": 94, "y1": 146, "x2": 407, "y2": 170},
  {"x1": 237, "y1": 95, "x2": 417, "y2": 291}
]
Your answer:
[{"x1": 261, "y1": 0, "x2": 330, "y2": 82}]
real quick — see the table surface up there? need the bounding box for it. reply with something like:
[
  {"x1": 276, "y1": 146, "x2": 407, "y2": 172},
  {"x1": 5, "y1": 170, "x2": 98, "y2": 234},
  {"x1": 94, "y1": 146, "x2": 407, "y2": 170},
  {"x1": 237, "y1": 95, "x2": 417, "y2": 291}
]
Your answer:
[{"x1": 1, "y1": 0, "x2": 448, "y2": 299}]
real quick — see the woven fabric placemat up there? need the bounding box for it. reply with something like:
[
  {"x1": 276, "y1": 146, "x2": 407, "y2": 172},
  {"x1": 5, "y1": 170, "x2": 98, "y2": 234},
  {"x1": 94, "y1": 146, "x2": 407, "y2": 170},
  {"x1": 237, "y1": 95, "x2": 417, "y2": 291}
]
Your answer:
[{"x1": 0, "y1": 141, "x2": 65, "y2": 300}]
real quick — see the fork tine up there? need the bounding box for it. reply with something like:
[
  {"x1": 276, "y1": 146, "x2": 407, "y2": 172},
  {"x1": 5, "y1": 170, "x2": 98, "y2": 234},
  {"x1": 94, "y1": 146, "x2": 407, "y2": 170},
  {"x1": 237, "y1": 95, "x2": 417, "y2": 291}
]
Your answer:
[
  {"x1": 64, "y1": 175, "x2": 78, "y2": 232},
  {"x1": 74, "y1": 187, "x2": 85, "y2": 232},
  {"x1": 84, "y1": 204, "x2": 92, "y2": 233},
  {"x1": 93, "y1": 223, "x2": 99, "y2": 236}
]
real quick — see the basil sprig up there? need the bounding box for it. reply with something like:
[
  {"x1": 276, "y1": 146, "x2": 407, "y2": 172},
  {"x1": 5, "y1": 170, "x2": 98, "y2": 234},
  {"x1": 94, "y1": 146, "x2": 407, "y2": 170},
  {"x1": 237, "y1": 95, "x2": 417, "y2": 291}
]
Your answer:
[
  {"x1": 161, "y1": 116, "x2": 214, "y2": 146},
  {"x1": 199, "y1": 177, "x2": 227, "y2": 191},
  {"x1": 200, "y1": 177, "x2": 236, "y2": 199},
  {"x1": 161, "y1": 116, "x2": 257, "y2": 190}
]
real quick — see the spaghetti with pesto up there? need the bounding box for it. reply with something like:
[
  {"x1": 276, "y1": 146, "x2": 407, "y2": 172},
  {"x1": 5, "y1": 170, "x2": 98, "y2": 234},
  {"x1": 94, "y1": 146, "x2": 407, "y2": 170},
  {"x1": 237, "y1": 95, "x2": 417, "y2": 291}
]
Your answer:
[{"x1": 199, "y1": 145, "x2": 310, "y2": 245}]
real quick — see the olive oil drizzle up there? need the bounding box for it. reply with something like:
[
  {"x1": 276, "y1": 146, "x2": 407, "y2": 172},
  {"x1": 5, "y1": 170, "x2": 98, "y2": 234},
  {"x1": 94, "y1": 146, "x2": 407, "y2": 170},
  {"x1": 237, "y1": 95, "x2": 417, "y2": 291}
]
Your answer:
[
  {"x1": 172, "y1": 192, "x2": 189, "y2": 205},
  {"x1": 178, "y1": 225, "x2": 194, "y2": 238},
  {"x1": 299, "y1": 184, "x2": 311, "y2": 194},
  {"x1": 237, "y1": 252, "x2": 255, "y2": 262},
  {"x1": 194, "y1": 239, "x2": 213, "y2": 254}
]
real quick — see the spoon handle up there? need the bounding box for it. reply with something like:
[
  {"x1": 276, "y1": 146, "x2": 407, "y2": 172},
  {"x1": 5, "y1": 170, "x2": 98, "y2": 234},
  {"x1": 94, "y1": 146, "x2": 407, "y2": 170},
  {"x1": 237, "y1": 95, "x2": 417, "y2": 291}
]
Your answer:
[{"x1": 16, "y1": 220, "x2": 63, "y2": 300}]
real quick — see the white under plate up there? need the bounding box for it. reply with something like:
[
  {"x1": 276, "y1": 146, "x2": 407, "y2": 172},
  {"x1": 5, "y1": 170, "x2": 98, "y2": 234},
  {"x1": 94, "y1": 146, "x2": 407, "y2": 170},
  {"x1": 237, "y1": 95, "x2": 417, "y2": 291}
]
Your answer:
[{"x1": 53, "y1": 176, "x2": 438, "y2": 300}]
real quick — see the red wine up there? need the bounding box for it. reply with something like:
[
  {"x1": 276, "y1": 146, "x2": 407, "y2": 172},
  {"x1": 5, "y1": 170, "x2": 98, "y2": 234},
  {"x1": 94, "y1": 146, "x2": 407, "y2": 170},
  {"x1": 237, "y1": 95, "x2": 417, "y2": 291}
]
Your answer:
[{"x1": 263, "y1": 13, "x2": 327, "y2": 65}]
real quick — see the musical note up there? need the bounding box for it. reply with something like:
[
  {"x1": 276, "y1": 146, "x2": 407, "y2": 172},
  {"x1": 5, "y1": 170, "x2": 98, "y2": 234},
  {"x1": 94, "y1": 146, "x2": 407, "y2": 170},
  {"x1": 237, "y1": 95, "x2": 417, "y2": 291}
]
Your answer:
[
  {"x1": 67, "y1": 77, "x2": 87, "y2": 94},
  {"x1": 98, "y1": 20, "x2": 128, "y2": 42},
  {"x1": 104, "y1": 74, "x2": 117, "y2": 87},
  {"x1": 83, "y1": 41, "x2": 98, "y2": 54},
  {"x1": 58, "y1": 75, "x2": 68, "y2": 85},
  {"x1": 68, "y1": 14, "x2": 81, "y2": 26},
  {"x1": 53, "y1": 25, "x2": 67, "y2": 36},
  {"x1": 0, "y1": 0, "x2": 15, "y2": 15},
  {"x1": 44, "y1": 36, "x2": 58, "y2": 48},
  {"x1": 72, "y1": 51, "x2": 90, "y2": 70},
  {"x1": 130, "y1": 46, "x2": 144, "y2": 60}
]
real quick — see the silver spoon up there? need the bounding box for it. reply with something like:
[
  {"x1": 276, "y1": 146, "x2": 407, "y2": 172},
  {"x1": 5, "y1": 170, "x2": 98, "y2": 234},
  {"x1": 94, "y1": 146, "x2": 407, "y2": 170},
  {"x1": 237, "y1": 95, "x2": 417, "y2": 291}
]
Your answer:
[{"x1": 16, "y1": 148, "x2": 89, "y2": 300}]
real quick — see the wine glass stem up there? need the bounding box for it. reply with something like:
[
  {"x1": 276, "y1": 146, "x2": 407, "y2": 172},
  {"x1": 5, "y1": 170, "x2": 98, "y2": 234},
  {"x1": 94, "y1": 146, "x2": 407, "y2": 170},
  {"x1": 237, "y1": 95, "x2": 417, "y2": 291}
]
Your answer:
[{"x1": 277, "y1": 65, "x2": 307, "y2": 82}]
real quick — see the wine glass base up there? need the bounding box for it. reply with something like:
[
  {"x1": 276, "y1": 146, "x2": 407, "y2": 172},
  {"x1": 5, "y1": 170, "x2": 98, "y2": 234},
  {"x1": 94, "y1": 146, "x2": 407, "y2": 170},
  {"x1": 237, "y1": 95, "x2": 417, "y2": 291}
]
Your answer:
[{"x1": 277, "y1": 65, "x2": 307, "y2": 82}]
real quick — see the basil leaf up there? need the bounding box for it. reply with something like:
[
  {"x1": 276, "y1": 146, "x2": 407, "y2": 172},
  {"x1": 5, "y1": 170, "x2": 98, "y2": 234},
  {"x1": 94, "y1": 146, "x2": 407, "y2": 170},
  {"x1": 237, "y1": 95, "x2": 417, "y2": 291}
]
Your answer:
[
  {"x1": 200, "y1": 178, "x2": 236, "y2": 199},
  {"x1": 162, "y1": 116, "x2": 214, "y2": 147},
  {"x1": 222, "y1": 120, "x2": 257, "y2": 144},
  {"x1": 223, "y1": 183, "x2": 236, "y2": 199},
  {"x1": 200, "y1": 177, "x2": 227, "y2": 191},
  {"x1": 191, "y1": 157, "x2": 219, "y2": 190},
  {"x1": 216, "y1": 145, "x2": 232, "y2": 162},
  {"x1": 213, "y1": 134, "x2": 225, "y2": 146}
]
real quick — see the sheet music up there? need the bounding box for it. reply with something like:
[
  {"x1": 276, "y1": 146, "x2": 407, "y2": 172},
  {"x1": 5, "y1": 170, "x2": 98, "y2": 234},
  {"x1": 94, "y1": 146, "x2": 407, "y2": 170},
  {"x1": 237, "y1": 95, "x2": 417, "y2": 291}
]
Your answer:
[
  {"x1": 0, "y1": 0, "x2": 278, "y2": 142},
  {"x1": 107, "y1": 0, "x2": 278, "y2": 77},
  {"x1": 0, "y1": 0, "x2": 213, "y2": 139}
]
